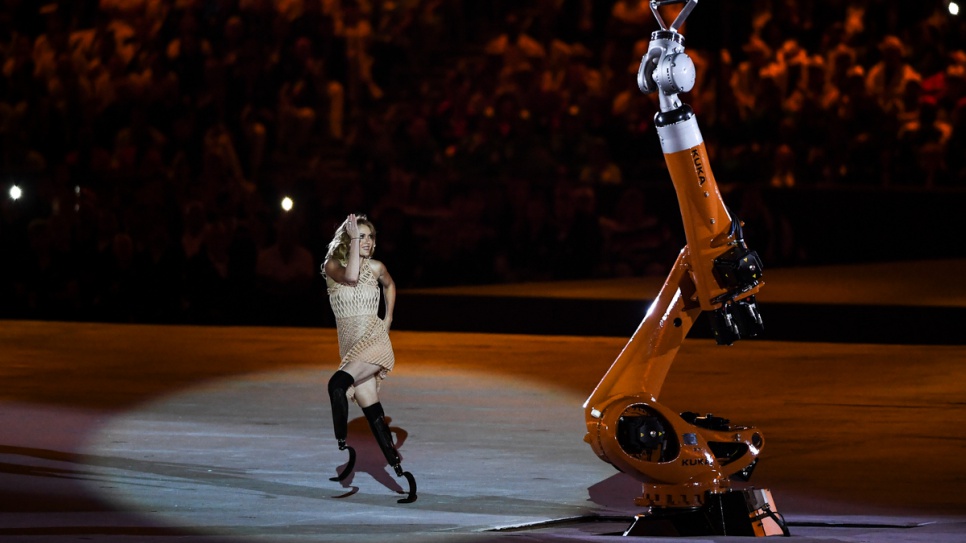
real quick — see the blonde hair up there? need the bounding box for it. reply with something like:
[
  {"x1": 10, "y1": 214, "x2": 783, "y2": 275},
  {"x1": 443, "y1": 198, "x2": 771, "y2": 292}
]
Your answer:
[{"x1": 325, "y1": 214, "x2": 377, "y2": 266}]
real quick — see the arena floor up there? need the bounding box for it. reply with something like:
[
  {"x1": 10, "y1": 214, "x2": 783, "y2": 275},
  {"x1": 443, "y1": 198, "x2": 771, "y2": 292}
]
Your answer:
[{"x1": 2, "y1": 259, "x2": 965, "y2": 542}]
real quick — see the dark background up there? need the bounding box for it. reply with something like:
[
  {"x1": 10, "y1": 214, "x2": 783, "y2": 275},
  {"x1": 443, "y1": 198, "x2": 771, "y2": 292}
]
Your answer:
[{"x1": 2, "y1": 0, "x2": 964, "y2": 327}]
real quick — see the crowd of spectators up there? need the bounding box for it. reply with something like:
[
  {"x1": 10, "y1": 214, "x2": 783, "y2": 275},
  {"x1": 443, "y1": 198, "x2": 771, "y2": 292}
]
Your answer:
[{"x1": 2, "y1": 0, "x2": 964, "y2": 325}]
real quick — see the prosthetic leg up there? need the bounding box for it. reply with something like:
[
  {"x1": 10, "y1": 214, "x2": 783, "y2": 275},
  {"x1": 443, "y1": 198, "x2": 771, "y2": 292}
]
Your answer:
[
  {"x1": 583, "y1": 1, "x2": 786, "y2": 536},
  {"x1": 363, "y1": 403, "x2": 418, "y2": 503},
  {"x1": 327, "y1": 370, "x2": 356, "y2": 481}
]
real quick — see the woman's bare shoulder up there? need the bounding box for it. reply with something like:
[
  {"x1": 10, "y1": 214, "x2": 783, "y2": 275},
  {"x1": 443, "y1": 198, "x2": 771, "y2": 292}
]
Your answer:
[{"x1": 324, "y1": 258, "x2": 350, "y2": 284}]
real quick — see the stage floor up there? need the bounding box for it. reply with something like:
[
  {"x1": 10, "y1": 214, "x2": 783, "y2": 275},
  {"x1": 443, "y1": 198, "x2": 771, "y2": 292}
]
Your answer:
[{"x1": 2, "y1": 260, "x2": 965, "y2": 542}]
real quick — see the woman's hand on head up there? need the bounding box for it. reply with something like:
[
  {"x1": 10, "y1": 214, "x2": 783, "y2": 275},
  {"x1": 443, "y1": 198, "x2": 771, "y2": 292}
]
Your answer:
[{"x1": 345, "y1": 214, "x2": 359, "y2": 238}]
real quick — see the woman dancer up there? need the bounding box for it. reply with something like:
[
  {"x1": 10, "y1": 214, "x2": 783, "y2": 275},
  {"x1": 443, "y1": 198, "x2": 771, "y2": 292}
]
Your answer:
[{"x1": 322, "y1": 213, "x2": 416, "y2": 502}]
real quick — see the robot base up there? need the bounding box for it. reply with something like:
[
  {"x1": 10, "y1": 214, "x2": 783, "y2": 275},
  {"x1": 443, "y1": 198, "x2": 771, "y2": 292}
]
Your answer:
[{"x1": 624, "y1": 489, "x2": 789, "y2": 537}]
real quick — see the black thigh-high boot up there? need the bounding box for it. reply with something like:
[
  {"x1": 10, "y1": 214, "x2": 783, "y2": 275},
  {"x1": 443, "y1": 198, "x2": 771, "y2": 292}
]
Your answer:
[
  {"x1": 327, "y1": 370, "x2": 354, "y2": 449},
  {"x1": 362, "y1": 402, "x2": 402, "y2": 474},
  {"x1": 363, "y1": 402, "x2": 417, "y2": 503}
]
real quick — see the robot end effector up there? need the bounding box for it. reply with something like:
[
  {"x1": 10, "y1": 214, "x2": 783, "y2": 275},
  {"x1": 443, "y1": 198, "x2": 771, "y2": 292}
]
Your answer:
[{"x1": 637, "y1": 0, "x2": 698, "y2": 111}]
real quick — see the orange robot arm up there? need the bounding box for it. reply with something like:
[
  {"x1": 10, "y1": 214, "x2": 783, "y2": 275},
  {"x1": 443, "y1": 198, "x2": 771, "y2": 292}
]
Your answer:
[{"x1": 583, "y1": 0, "x2": 768, "y2": 511}]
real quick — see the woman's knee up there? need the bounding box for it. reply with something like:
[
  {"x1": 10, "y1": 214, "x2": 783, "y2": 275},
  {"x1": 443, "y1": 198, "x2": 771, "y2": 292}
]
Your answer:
[
  {"x1": 328, "y1": 370, "x2": 354, "y2": 395},
  {"x1": 353, "y1": 379, "x2": 380, "y2": 407},
  {"x1": 343, "y1": 360, "x2": 381, "y2": 381}
]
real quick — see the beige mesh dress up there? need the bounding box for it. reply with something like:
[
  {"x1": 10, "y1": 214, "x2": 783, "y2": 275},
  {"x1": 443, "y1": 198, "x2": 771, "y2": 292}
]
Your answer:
[{"x1": 327, "y1": 259, "x2": 395, "y2": 400}]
